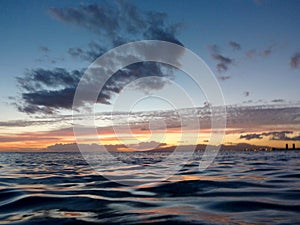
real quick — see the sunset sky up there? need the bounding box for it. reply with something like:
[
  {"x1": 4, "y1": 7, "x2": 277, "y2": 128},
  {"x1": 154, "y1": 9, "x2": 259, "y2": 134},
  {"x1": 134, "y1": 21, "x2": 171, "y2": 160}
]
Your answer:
[{"x1": 0, "y1": 0, "x2": 300, "y2": 151}]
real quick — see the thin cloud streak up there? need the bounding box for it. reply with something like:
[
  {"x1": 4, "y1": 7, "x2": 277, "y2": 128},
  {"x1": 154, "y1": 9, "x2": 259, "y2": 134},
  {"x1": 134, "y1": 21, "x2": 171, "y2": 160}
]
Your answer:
[
  {"x1": 229, "y1": 41, "x2": 241, "y2": 50},
  {"x1": 1, "y1": 104, "x2": 299, "y2": 150}
]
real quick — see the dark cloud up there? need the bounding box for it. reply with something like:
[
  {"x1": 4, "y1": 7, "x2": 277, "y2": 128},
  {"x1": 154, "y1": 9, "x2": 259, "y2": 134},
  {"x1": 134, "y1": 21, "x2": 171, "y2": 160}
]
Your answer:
[
  {"x1": 218, "y1": 75, "x2": 231, "y2": 81},
  {"x1": 262, "y1": 48, "x2": 272, "y2": 57},
  {"x1": 216, "y1": 62, "x2": 228, "y2": 72},
  {"x1": 68, "y1": 48, "x2": 83, "y2": 58},
  {"x1": 261, "y1": 45, "x2": 275, "y2": 57},
  {"x1": 20, "y1": 88, "x2": 77, "y2": 113},
  {"x1": 240, "y1": 131, "x2": 300, "y2": 141},
  {"x1": 290, "y1": 53, "x2": 300, "y2": 69},
  {"x1": 16, "y1": 68, "x2": 113, "y2": 113},
  {"x1": 262, "y1": 49, "x2": 272, "y2": 56},
  {"x1": 263, "y1": 131, "x2": 293, "y2": 140},
  {"x1": 17, "y1": 68, "x2": 82, "y2": 92},
  {"x1": 17, "y1": 61, "x2": 175, "y2": 114},
  {"x1": 262, "y1": 131, "x2": 300, "y2": 141},
  {"x1": 208, "y1": 45, "x2": 233, "y2": 72},
  {"x1": 59, "y1": 2, "x2": 183, "y2": 62},
  {"x1": 229, "y1": 41, "x2": 241, "y2": 50},
  {"x1": 271, "y1": 99, "x2": 285, "y2": 103},
  {"x1": 49, "y1": 1, "x2": 183, "y2": 52},
  {"x1": 243, "y1": 100, "x2": 253, "y2": 104},
  {"x1": 49, "y1": 4, "x2": 120, "y2": 38},
  {"x1": 240, "y1": 133, "x2": 263, "y2": 140},
  {"x1": 243, "y1": 91, "x2": 250, "y2": 97},
  {"x1": 16, "y1": 1, "x2": 184, "y2": 114},
  {"x1": 39, "y1": 46, "x2": 50, "y2": 53},
  {"x1": 209, "y1": 42, "x2": 273, "y2": 74},
  {"x1": 213, "y1": 54, "x2": 233, "y2": 72},
  {"x1": 212, "y1": 54, "x2": 232, "y2": 64},
  {"x1": 68, "y1": 41, "x2": 107, "y2": 61},
  {"x1": 207, "y1": 44, "x2": 220, "y2": 53}
]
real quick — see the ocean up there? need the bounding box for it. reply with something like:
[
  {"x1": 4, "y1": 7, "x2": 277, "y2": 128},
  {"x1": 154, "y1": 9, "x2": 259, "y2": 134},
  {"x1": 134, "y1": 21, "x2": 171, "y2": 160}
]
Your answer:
[{"x1": 0, "y1": 150, "x2": 299, "y2": 224}]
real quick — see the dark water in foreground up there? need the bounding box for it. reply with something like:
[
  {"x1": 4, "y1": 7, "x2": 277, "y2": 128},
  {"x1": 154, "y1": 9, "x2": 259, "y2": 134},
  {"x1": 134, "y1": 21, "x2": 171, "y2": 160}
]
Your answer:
[{"x1": 0, "y1": 151, "x2": 300, "y2": 225}]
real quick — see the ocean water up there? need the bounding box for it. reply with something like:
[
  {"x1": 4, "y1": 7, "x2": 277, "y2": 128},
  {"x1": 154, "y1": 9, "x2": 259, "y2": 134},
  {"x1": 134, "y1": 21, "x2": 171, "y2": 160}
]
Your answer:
[{"x1": 0, "y1": 150, "x2": 299, "y2": 225}]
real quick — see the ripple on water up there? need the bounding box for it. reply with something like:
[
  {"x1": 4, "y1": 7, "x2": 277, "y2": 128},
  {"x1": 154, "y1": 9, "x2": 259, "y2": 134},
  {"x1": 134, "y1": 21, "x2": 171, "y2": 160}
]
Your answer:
[{"x1": 0, "y1": 151, "x2": 299, "y2": 224}]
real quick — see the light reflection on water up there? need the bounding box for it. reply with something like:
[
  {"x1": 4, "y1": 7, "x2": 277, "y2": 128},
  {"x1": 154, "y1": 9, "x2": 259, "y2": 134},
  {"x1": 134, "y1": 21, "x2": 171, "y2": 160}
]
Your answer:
[{"x1": 0, "y1": 151, "x2": 300, "y2": 224}]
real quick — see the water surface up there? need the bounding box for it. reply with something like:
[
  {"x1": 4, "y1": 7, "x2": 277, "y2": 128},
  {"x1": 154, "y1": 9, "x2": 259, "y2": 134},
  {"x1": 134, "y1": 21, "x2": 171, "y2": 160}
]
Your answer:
[{"x1": 0, "y1": 151, "x2": 299, "y2": 224}]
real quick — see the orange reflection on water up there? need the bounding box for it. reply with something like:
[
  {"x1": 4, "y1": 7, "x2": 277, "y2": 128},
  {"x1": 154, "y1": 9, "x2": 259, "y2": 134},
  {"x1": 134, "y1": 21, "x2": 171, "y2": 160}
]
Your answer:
[{"x1": 131, "y1": 205, "x2": 262, "y2": 225}]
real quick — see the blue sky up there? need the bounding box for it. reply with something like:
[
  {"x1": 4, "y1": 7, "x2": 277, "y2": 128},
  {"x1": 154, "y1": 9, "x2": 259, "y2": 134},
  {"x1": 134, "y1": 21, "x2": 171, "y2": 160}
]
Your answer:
[
  {"x1": 1, "y1": 0, "x2": 299, "y2": 118},
  {"x1": 0, "y1": 0, "x2": 299, "y2": 150}
]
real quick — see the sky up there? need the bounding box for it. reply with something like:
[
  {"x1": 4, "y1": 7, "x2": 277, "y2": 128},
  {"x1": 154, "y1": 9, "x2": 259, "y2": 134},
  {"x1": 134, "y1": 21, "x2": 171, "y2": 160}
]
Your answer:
[{"x1": 0, "y1": 0, "x2": 299, "y2": 151}]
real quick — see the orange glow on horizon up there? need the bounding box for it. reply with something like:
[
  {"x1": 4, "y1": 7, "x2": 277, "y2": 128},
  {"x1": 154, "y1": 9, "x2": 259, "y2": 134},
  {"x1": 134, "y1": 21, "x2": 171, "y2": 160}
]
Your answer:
[{"x1": 0, "y1": 125, "x2": 299, "y2": 151}]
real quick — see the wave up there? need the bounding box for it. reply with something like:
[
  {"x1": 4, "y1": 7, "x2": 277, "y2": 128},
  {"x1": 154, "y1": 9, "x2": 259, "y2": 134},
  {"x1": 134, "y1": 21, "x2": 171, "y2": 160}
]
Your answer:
[{"x1": 0, "y1": 151, "x2": 300, "y2": 224}]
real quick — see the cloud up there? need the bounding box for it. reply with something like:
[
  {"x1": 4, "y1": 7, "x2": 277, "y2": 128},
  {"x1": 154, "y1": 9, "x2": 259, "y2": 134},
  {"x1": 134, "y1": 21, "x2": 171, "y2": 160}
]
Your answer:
[
  {"x1": 208, "y1": 44, "x2": 233, "y2": 72},
  {"x1": 245, "y1": 45, "x2": 274, "y2": 59},
  {"x1": 6, "y1": 103, "x2": 300, "y2": 130},
  {"x1": 261, "y1": 44, "x2": 275, "y2": 57},
  {"x1": 16, "y1": 1, "x2": 184, "y2": 114},
  {"x1": 16, "y1": 68, "x2": 83, "y2": 113},
  {"x1": 218, "y1": 75, "x2": 231, "y2": 81},
  {"x1": 68, "y1": 41, "x2": 107, "y2": 61},
  {"x1": 245, "y1": 49, "x2": 256, "y2": 58},
  {"x1": 39, "y1": 46, "x2": 50, "y2": 53},
  {"x1": 17, "y1": 67, "x2": 136, "y2": 114},
  {"x1": 243, "y1": 91, "x2": 250, "y2": 97},
  {"x1": 207, "y1": 44, "x2": 220, "y2": 53},
  {"x1": 240, "y1": 131, "x2": 300, "y2": 141},
  {"x1": 262, "y1": 48, "x2": 272, "y2": 57},
  {"x1": 243, "y1": 100, "x2": 253, "y2": 104},
  {"x1": 209, "y1": 42, "x2": 273, "y2": 74},
  {"x1": 290, "y1": 53, "x2": 300, "y2": 69},
  {"x1": 263, "y1": 131, "x2": 300, "y2": 141},
  {"x1": 18, "y1": 68, "x2": 82, "y2": 92},
  {"x1": 263, "y1": 49, "x2": 271, "y2": 56},
  {"x1": 17, "y1": 65, "x2": 176, "y2": 114},
  {"x1": 1, "y1": 104, "x2": 300, "y2": 151},
  {"x1": 271, "y1": 99, "x2": 285, "y2": 103},
  {"x1": 213, "y1": 54, "x2": 233, "y2": 72},
  {"x1": 212, "y1": 54, "x2": 232, "y2": 66},
  {"x1": 0, "y1": 119, "x2": 59, "y2": 127},
  {"x1": 229, "y1": 41, "x2": 241, "y2": 50},
  {"x1": 49, "y1": 2, "x2": 183, "y2": 50},
  {"x1": 240, "y1": 133, "x2": 263, "y2": 140}
]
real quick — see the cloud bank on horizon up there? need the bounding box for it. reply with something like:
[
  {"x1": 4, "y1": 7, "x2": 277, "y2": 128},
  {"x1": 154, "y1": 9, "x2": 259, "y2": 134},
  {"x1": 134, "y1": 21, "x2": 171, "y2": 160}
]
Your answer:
[{"x1": 0, "y1": 104, "x2": 299, "y2": 151}]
